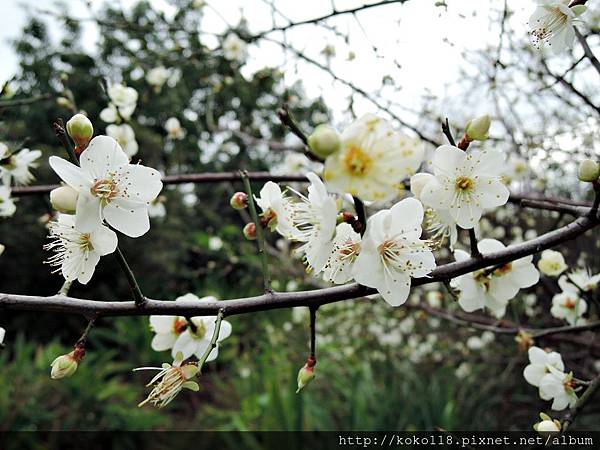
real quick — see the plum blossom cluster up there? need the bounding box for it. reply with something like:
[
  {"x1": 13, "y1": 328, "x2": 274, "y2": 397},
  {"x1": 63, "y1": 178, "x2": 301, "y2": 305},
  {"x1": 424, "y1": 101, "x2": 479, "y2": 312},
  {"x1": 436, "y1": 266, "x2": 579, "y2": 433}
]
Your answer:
[
  {"x1": 45, "y1": 128, "x2": 162, "y2": 285},
  {"x1": 528, "y1": 0, "x2": 587, "y2": 54},
  {"x1": 0, "y1": 140, "x2": 42, "y2": 252},
  {"x1": 523, "y1": 346, "x2": 581, "y2": 411}
]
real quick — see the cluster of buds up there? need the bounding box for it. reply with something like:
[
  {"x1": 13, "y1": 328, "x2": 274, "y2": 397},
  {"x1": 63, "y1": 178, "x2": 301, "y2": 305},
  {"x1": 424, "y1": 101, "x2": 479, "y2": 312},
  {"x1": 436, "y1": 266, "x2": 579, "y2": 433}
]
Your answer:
[
  {"x1": 458, "y1": 114, "x2": 491, "y2": 150},
  {"x1": 307, "y1": 124, "x2": 340, "y2": 160},
  {"x1": 296, "y1": 355, "x2": 316, "y2": 393},
  {"x1": 229, "y1": 192, "x2": 259, "y2": 240},
  {"x1": 66, "y1": 114, "x2": 94, "y2": 154},
  {"x1": 50, "y1": 342, "x2": 85, "y2": 379}
]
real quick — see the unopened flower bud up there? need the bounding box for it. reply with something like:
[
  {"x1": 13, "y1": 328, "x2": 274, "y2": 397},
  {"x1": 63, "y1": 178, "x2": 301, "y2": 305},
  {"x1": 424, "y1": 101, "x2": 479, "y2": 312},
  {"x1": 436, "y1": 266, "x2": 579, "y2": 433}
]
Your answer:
[
  {"x1": 50, "y1": 345, "x2": 85, "y2": 379},
  {"x1": 534, "y1": 413, "x2": 561, "y2": 434},
  {"x1": 50, "y1": 186, "x2": 79, "y2": 214},
  {"x1": 243, "y1": 222, "x2": 257, "y2": 240},
  {"x1": 296, "y1": 356, "x2": 316, "y2": 393},
  {"x1": 465, "y1": 114, "x2": 491, "y2": 142},
  {"x1": 578, "y1": 159, "x2": 600, "y2": 182},
  {"x1": 410, "y1": 173, "x2": 435, "y2": 199},
  {"x1": 230, "y1": 192, "x2": 248, "y2": 210},
  {"x1": 66, "y1": 114, "x2": 94, "y2": 152},
  {"x1": 308, "y1": 125, "x2": 341, "y2": 159}
]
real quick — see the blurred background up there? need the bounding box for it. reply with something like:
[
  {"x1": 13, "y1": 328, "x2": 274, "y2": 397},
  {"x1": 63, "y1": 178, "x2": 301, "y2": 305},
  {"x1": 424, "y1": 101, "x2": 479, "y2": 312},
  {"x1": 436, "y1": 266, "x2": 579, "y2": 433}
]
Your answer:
[{"x1": 0, "y1": 0, "x2": 599, "y2": 434}]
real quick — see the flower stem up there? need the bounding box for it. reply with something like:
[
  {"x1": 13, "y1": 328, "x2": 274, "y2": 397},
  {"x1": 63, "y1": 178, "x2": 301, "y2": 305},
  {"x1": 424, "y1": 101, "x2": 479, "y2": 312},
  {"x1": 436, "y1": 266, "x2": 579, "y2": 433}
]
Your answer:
[
  {"x1": 468, "y1": 228, "x2": 482, "y2": 258},
  {"x1": 309, "y1": 307, "x2": 317, "y2": 360},
  {"x1": 114, "y1": 247, "x2": 146, "y2": 306},
  {"x1": 76, "y1": 317, "x2": 96, "y2": 347},
  {"x1": 353, "y1": 196, "x2": 367, "y2": 237},
  {"x1": 58, "y1": 280, "x2": 72, "y2": 296},
  {"x1": 562, "y1": 372, "x2": 600, "y2": 432},
  {"x1": 240, "y1": 170, "x2": 272, "y2": 293},
  {"x1": 198, "y1": 309, "x2": 225, "y2": 372},
  {"x1": 441, "y1": 118, "x2": 457, "y2": 147},
  {"x1": 52, "y1": 120, "x2": 79, "y2": 164}
]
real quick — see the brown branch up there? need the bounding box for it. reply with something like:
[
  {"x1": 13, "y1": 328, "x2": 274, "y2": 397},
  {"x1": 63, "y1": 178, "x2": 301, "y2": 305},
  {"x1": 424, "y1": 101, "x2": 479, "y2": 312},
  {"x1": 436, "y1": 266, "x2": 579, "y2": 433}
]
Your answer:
[{"x1": 0, "y1": 211, "x2": 596, "y2": 317}]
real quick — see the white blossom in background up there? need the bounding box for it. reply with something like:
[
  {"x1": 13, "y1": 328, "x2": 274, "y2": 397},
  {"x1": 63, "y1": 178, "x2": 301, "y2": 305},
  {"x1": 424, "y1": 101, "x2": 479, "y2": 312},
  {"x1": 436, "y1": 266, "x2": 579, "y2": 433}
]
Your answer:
[
  {"x1": 0, "y1": 243, "x2": 5, "y2": 256},
  {"x1": 537, "y1": 249, "x2": 568, "y2": 277},
  {"x1": 451, "y1": 239, "x2": 539, "y2": 318},
  {"x1": 255, "y1": 181, "x2": 296, "y2": 239},
  {"x1": 506, "y1": 156, "x2": 529, "y2": 182},
  {"x1": 208, "y1": 236, "x2": 223, "y2": 251},
  {"x1": 539, "y1": 366, "x2": 577, "y2": 410},
  {"x1": 0, "y1": 186, "x2": 16, "y2": 217},
  {"x1": 272, "y1": 152, "x2": 322, "y2": 176},
  {"x1": 420, "y1": 146, "x2": 509, "y2": 229},
  {"x1": 529, "y1": 0, "x2": 586, "y2": 54},
  {"x1": 466, "y1": 331, "x2": 495, "y2": 350},
  {"x1": 100, "y1": 82, "x2": 138, "y2": 122},
  {"x1": 135, "y1": 352, "x2": 199, "y2": 408},
  {"x1": 222, "y1": 33, "x2": 247, "y2": 63},
  {"x1": 44, "y1": 214, "x2": 118, "y2": 284},
  {"x1": 148, "y1": 196, "x2": 167, "y2": 219},
  {"x1": 170, "y1": 295, "x2": 232, "y2": 361},
  {"x1": 559, "y1": 269, "x2": 600, "y2": 293},
  {"x1": 106, "y1": 124, "x2": 139, "y2": 158},
  {"x1": 322, "y1": 222, "x2": 361, "y2": 284},
  {"x1": 1, "y1": 148, "x2": 42, "y2": 186},
  {"x1": 324, "y1": 114, "x2": 424, "y2": 202},
  {"x1": 146, "y1": 66, "x2": 170, "y2": 91},
  {"x1": 289, "y1": 173, "x2": 338, "y2": 274},
  {"x1": 551, "y1": 291, "x2": 587, "y2": 325},
  {"x1": 352, "y1": 197, "x2": 436, "y2": 306},
  {"x1": 49, "y1": 136, "x2": 163, "y2": 238},
  {"x1": 0, "y1": 326, "x2": 5, "y2": 345},
  {"x1": 523, "y1": 346, "x2": 565, "y2": 387},
  {"x1": 164, "y1": 117, "x2": 186, "y2": 140}
]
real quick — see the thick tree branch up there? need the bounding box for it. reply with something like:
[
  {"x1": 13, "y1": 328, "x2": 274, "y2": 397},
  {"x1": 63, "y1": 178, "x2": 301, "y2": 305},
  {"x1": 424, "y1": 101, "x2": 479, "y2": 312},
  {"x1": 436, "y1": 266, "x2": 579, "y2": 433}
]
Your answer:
[{"x1": 0, "y1": 211, "x2": 596, "y2": 317}]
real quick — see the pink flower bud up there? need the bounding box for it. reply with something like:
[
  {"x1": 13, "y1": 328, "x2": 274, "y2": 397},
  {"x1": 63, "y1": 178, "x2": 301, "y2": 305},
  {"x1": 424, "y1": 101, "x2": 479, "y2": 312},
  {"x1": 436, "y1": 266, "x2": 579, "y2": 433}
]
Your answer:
[
  {"x1": 230, "y1": 192, "x2": 248, "y2": 210},
  {"x1": 243, "y1": 222, "x2": 257, "y2": 240}
]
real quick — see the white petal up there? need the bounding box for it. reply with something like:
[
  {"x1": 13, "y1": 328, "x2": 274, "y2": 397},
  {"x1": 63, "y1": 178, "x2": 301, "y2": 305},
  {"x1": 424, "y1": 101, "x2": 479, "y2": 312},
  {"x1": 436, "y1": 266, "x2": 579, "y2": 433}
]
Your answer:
[
  {"x1": 90, "y1": 225, "x2": 118, "y2": 256},
  {"x1": 49, "y1": 156, "x2": 92, "y2": 191},
  {"x1": 80, "y1": 136, "x2": 129, "y2": 179},
  {"x1": 75, "y1": 193, "x2": 103, "y2": 233},
  {"x1": 118, "y1": 165, "x2": 163, "y2": 203},
  {"x1": 171, "y1": 331, "x2": 197, "y2": 360},
  {"x1": 150, "y1": 316, "x2": 177, "y2": 333},
  {"x1": 77, "y1": 252, "x2": 101, "y2": 284},
  {"x1": 379, "y1": 271, "x2": 411, "y2": 307},
  {"x1": 524, "y1": 364, "x2": 546, "y2": 387},
  {"x1": 432, "y1": 145, "x2": 465, "y2": 176},
  {"x1": 103, "y1": 201, "x2": 150, "y2": 238},
  {"x1": 151, "y1": 333, "x2": 177, "y2": 351}
]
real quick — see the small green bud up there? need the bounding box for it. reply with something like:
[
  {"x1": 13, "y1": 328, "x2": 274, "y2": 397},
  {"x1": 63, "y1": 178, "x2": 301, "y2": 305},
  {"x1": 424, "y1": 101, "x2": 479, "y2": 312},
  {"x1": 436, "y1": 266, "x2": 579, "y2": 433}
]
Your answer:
[
  {"x1": 465, "y1": 114, "x2": 491, "y2": 141},
  {"x1": 66, "y1": 114, "x2": 94, "y2": 151},
  {"x1": 296, "y1": 356, "x2": 316, "y2": 393},
  {"x1": 230, "y1": 192, "x2": 248, "y2": 210},
  {"x1": 50, "y1": 351, "x2": 79, "y2": 379},
  {"x1": 50, "y1": 186, "x2": 79, "y2": 214},
  {"x1": 578, "y1": 159, "x2": 600, "y2": 182},
  {"x1": 307, "y1": 124, "x2": 340, "y2": 159},
  {"x1": 243, "y1": 222, "x2": 257, "y2": 240}
]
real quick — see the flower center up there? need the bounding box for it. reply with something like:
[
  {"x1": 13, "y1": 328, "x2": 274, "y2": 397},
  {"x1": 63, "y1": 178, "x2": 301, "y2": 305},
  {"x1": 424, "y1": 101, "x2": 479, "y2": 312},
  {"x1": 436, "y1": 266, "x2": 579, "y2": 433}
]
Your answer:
[
  {"x1": 493, "y1": 263, "x2": 512, "y2": 276},
  {"x1": 455, "y1": 176, "x2": 474, "y2": 192},
  {"x1": 173, "y1": 318, "x2": 188, "y2": 335},
  {"x1": 564, "y1": 297, "x2": 578, "y2": 310},
  {"x1": 78, "y1": 234, "x2": 94, "y2": 252},
  {"x1": 343, "y1": 146, "x2": 373, "y2": 176},
  {"x1": 91, "y1": 178, "x2": 119, "y2": 204}
]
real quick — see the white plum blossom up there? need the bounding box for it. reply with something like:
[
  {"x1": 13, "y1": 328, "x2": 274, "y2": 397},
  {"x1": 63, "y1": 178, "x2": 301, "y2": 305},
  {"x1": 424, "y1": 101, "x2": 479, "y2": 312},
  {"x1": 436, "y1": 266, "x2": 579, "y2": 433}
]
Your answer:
[
  {"x1": 420, "y1": 146, "x2": 509, "y2": 229},
  {"x1": 135, "y1": 351, "x2": 199, "y2": 408},
  {"x1": 539, "y1": 366, "x2": 578, "y2": 411},
  {"x1": 289, "y1": 173, "x2": 338, "y2": 274},
  {"x1": 222, "y1": 33, "x2": 247, "y2": 63},
  {"x1": 170, "y1": 295, "x2": 232, "y2": 361},
  {"x1": 49, "y1": 135, "x2": 163, "y2": 238},
  {"x1": 44, "y1": 214, "x2": 118, "y2": 284},
  {"x1": 537, "y1": 249, "x2": 567, "y2": 277},
  {"x1": 0, "y1": 186, "x2": 16, "y2": 217},
  {"x1": 324, "y1": 114, "x2": 424, "y2": 202},
  {"x1": 164, "y1": 117, "x2": 186, "y2": 140},
  {"x1": 322, "y1": 222, "x2": 361, "y2": 284},
  {"x1": 100, "y1": 82, "x2": 138, "y2": 122},
  {"x1": 551, "y1": 291, "x2": 587, "y2": 325},
  {"x1": 529, "y1": 0, "x2": 586, "y2": 54},
  {"x1": 148, "y1": 196, "x2": 166, "y2": 219},
  {"x1": 1, "y1": 148, "x2": 42, "y2": 186},
  {"x1": 523, "y1": 346, "x2": 565, "y2": 387},
  {"x1": 559, "y1": 269, "x2": 600, "y2": 293},
  {"x1": 146, "y1": 66, "x2": 170, "y2": 91},
  {"x1": 255, "y1": 181, "x2": 296, "y2": 239},
  {"x1": 106, "y1": 124, "x2": 139, "y2": 158},
  {"x1": 451, "y1": 239, "x2": 539, "y2": 318},
  {"x1": 352, "y1": 197, "x2": 436, "y2": 306}
]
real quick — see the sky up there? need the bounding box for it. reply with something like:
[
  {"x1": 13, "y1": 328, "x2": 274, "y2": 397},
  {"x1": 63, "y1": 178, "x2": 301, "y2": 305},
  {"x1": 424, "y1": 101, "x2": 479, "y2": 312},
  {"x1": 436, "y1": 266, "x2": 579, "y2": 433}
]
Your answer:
[{"x1": 0, "y1": 0, "x2": 533, "y2": 120}]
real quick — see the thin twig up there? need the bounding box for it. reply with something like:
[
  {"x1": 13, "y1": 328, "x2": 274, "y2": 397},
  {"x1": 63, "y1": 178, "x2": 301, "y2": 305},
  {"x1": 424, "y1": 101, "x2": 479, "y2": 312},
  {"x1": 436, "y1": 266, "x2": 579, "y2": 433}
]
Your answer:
[
  {"x1": 114, "y1": 247, "x2": 146, "y2": 306},
  {"x1": 197, "y1": 309, "x2": 225, "y2": 372},
  {"x1": 241, "y1": 170, "x2": 272, "y2": 293}
]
